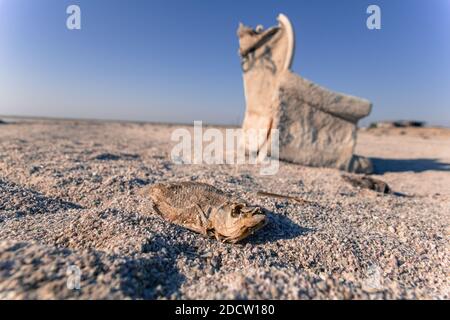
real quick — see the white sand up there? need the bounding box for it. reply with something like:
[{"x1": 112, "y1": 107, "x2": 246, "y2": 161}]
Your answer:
[{"x1": 0, "y1": 119, "x2": 448, "y2": 299}]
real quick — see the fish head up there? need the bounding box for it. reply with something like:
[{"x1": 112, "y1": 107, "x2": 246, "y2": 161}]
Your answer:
[{"x1": 210, "y1": 202, "x2": 267, "y2": 243}]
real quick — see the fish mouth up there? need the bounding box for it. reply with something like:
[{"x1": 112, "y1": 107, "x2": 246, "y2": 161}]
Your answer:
[{"x1": 224, "y1": 215, "x2": 267, "y2": 244}]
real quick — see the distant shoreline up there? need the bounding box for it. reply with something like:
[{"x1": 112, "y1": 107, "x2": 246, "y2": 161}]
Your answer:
[
  {"x1": 2, "y1": 114, "x2": 449, "y2": 130},
  {"x1": 0, "y1": 114, "x2": 241, "y2": 128}
]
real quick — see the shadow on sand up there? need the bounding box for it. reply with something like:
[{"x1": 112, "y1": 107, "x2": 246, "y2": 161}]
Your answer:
[
  {"x1": 245, "y1": 212, "x2": 313, "y2": 245},
  {"x1": 371, "y1": 157, "x2": 450, "y2": 174},
  {"x1": 0, "y1": 178, "x2": 84, "y2": 218},
  {"x1": 119, "y1": 234, "x2": 193, "y2": 299}
]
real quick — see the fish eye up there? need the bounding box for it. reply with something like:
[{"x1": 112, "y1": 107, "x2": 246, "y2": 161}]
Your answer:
[
  {"x1": 230, "y1": 204, "x2": 244, "y2": 217},
  {"x1": 231, "y1": 208, "x2": 240, "y2": 217}
]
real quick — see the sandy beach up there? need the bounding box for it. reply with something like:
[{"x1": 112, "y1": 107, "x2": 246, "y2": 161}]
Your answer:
[{"x1": 0, "y1": 119, "x2": 449, "y2": 299}]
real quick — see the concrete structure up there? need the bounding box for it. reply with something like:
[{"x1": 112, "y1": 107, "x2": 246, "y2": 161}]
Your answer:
[{"x1": 238, "y1": 14, "x2": 373, "y2": 173}]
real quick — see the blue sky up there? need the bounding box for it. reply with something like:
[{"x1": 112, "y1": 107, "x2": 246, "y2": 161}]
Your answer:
[{"x1": 0, "y1": 0, "x2": 449, "y2": 126}]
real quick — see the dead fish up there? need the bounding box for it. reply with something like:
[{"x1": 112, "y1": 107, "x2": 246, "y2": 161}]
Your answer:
[
  {"x1": 145, "y1": 182, "x2": 267, "y2": 243},
  {"x1": 342, "y1": 174, "x2": 392, "y2": 194}
]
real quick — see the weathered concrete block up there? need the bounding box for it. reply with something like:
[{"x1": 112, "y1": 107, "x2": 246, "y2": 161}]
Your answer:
[{"x1": 238, "y1": 14, "x2": 373, "y2": 173}]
